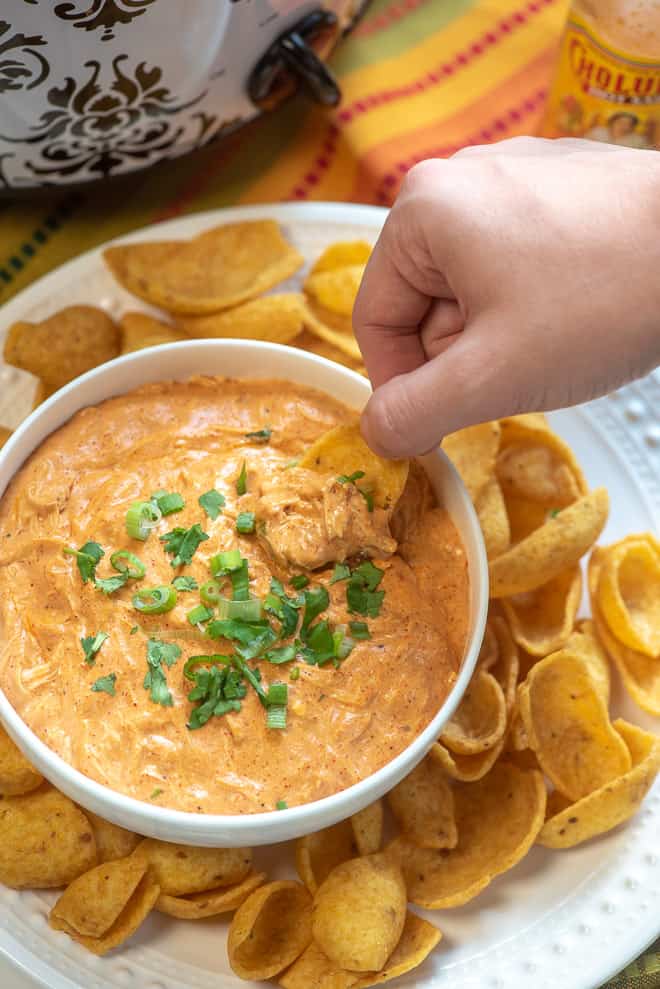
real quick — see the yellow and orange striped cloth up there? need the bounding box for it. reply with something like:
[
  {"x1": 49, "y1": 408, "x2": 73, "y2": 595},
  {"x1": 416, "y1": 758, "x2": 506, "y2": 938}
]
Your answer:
[{"x1": 0, "y1": 3, "x2": 658, "y2": 982}]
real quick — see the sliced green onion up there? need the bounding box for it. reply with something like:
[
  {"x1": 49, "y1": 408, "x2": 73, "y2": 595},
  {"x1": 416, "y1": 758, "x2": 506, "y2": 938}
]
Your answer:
[
  {"x1": 349, "y1": 621, "x2": 371, "y2": 640},
  {"x1": 290, "y1": 575, "x2": 309, "y2": 590},
  {"x1": 172, "y1": 576, "x2": 198, "y2": 592},
  {"x1": 110, "y1": 550, "x2": 146, "y2": 580},
  {"x1": 334, "y1": 632, "x2": 355, "y2": 661},
  {"x1": 210, "y1": 549, "x2": 242, "y2": 577},
  {"x1": 151, "y1": 490, "x2": 185, "y2": 516},
  {"x1": 236, "y1": 460, "x2": 248, "y2": 496},
  {"x1": 236, "y1": 511, "x2": 256, "y2": 534},
  {"x1": 216, "y1": 595, "x2": 262, "y2": 622},
  {"x1": 183, "y1": 654, "x2": 232, "y2": 680},
  {"x1": 230, "y1": 559, "x2": 250, "y2": 601},
  {"x1": 187, "y1": 604, "x2": 214, "y2": 626},
  {"x1": 264, "y1": 644, "x2": 296, "y2": 665},
  {"x1": 132, "y1": 585, "x2": 178, "y2": 614},
  {"x1": 276, "y1": 799, "x2": 287, "y2": 810},
  {"x1": 200, "y1": 579, "x2": 223, "y2": 606},
  {"x1": 126, "y1": 500, "x2": 161, "y2": 541},
  {"x1": 266, "y1": 705, "x2": 287, "y2": 729},
  {"x1": 289, "y1": 666, "x2": 300, "y2": 681},
  {"x1": 266, "y1": 682, "x2": 288, "y2": 706}
]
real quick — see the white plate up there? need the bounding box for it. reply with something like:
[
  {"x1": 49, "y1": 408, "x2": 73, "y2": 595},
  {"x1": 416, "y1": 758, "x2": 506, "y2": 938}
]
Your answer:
[{"x1": 0, "y1": 203, "x2": 658, "y2": 989}]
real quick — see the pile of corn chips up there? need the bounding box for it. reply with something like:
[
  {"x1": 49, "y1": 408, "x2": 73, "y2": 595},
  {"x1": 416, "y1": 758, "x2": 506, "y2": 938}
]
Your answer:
[{"x1": 0, "y1": 222, "x2": 659, "y2": 981}]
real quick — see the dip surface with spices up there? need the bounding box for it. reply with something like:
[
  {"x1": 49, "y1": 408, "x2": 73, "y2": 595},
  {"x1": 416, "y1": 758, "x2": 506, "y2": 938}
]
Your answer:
[{"x1": 0, "y1": 377, "x2": 469, "y2": 814}]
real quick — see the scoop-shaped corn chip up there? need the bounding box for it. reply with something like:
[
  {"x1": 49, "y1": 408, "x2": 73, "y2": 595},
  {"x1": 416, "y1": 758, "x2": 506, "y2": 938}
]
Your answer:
[
  {"x1": 477, "y1": 619, "x2": 499, "y2": 671},
  {"x1": 279, "y1": 941, "x2": 359, "y2": 989},
  {"x1": 4, "y1": 306, "x2": 120, "y2": 391},
  {"x1": 312, "y1": 854, "x2": 406, "y2": 972},
  {"x1": 0, "y1": 426, "x2": 11, "y2": 449},
  {"x1": 228, "y1": 880, "x2": 313, "y2": 980},
  {"x1": 387, "y1": 756, "x2": 457, "y2": 849},
  {"x1": 352, "y1": 912, "x2": 442, "y2": 988},
  {"x1": 351, "y1": 800, "x2": 383, "y2": 856},
  {"x1": 441, "y1": 421, "x2": 501, "y2": 504},
  {"x1": 310, "y1": 241, "x2": 372, "y2": 274},
  {"x1": 489, "y1": 488, "x2": 609, "y2": 597},
  {"x1": 104, "y1": 220, "x2": 303, "y2": 314},
  {"x1": 300, "y1": 423, "x2": 408, "y2": 512},
  {"x1": 589, "y1": 549, "x2": 660, "y2": 715},
  {"x1": 518, "y1": 650, "x2": 631, "y2": 800},
  {"x1": 133, "y1": 838, "x2": 251, "y2": 895},
  {"x1": 301, "y1": 299, "x2": 361, "y2": 359},
  {"x1": 296, "y1": 819, "x2": 357, "y2": 894},
  {"x1": 86, "y1": 812, "x2": 140, "y2": 864},
  {"x1": 440, "y1": 670, "x2": 507, "y2": 755},
  {"x1": 539, "y1": 720, "x2": 660, "y2": 849},
  {"x1": 597, "y1": 534, "x2": 660, "y2": 657},
  {"x1": 52, "y1": 869, "x2": 160, "y2": 956},
  {"x1": 503, "y1": 493, "x2": 551, "y2": 544},
  {"x1": 429, "y1": 738, "x2": 505, "y2": 781},
  {"x1": 120, "y1": 311, "x2": 185, "y2": 354},
  {"x1": 0, "y1": 785, "x2": 96, "y2": 888},
  {"x1": 0, "y1": 724, "x2": 43, "y2": 796},
  {"x1": 507, "y1": 701, "x2": 530, "y2": 751},
  {"x1": 501, "y1": 566, "x2": 582, "y2": 657},
  {"x1": 295, "y1": 329, "x2": 366, "y2": 375},
  {"x1": 497, "y1": 416, "x2": 587, "y2": 505},
  {"x1": 156, "y1": 870, "x2": 267, "y2": 919},
  {"x1": 476, "y1": 475, "x2": 511, "y2": 559},
  {"x1": 387, "y1": 763, "x2": 546, "y2": 907},
  {"x1": 50, "y1": 854, "x2": 147, "y2": 938},
  {"x1": 391, "y1": 461, "x2": 435, "y2": 545},
  {"x1": 490, "y1": 615, "x2": 520, "y2": 714},
  {"x1": 177, "y1": 293, "x2": 305, "y2": 344},
  {"x1": 563, "y1": 620, "x2": 611, "y2": 706},
  {"x1": 305, "y1": 264, "x2": 366, "y2": 316},
  {"x1": 32, "y1": 380, "x2": 55, "y2": 409}
]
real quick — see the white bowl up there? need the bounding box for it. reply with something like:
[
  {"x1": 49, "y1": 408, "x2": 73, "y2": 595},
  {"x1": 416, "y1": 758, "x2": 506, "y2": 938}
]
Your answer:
[{"x1": 0, "y1": 340, "x2": 488, "y2": 846}]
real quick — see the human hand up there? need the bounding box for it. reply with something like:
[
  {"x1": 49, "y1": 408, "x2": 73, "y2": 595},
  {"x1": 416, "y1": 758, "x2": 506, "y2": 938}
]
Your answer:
[{"x1": 353, "y1": 137, "x2": 660, "y2": 457}]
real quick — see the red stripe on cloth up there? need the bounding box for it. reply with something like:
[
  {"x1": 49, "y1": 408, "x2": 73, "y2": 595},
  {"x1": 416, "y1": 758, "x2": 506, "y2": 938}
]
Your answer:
[{"x1": 353, "y1": 0, "x2": 433, "y2": 40}]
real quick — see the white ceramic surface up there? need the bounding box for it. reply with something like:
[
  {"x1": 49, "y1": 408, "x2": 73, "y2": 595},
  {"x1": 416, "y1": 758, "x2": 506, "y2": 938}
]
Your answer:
[
  {"x1": 0, "y1": 203, "x2": 658, "y2": 989},
  {"x1": 0, "y1": 340, "x2": 488, "y2": 845}
]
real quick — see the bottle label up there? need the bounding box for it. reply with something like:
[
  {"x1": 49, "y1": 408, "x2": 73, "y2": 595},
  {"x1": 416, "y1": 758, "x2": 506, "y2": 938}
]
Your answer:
[{"x1": 541, "y1": 12, "x2": 660, "y2": 149}]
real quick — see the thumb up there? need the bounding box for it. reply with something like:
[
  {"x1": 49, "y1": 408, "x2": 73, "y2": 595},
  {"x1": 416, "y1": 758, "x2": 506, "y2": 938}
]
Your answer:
[{"x1": 360, "y1": 331, "x2": 519, "y2": 457}]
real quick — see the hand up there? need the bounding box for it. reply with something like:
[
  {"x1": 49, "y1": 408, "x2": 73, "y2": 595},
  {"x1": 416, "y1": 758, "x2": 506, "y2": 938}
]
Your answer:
[{"x1": 353, "y1": 137, "x2": 660, "y2": 457}]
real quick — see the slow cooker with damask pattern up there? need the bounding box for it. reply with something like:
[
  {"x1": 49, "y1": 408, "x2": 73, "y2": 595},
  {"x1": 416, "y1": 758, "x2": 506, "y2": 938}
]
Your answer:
[{"x1": 0, "y1": 0, "x2": 368, "y2": 194}]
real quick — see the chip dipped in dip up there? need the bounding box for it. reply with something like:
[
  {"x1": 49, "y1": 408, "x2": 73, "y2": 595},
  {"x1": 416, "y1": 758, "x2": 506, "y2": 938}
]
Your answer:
[{"x1": 0, "y1": 378, "x2": 469, "y2": 814}]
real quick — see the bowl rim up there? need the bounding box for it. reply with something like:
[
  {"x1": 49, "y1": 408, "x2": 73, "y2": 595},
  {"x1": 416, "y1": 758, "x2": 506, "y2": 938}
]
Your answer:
[{"x1": 0, "y1": 339, "x2": 488, "y2": 842}]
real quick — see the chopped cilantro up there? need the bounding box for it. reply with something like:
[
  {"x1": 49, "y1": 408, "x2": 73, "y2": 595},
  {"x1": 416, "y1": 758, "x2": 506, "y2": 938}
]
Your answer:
[
  {"x1": 236, "y1": 460, "x2": 248, "y2": 496},
  {"x1": 276, "y1": 799, "x2": 287, "y2": 810},
  {"x1": 173, "y1": 575, "x2": 198, "y2": 592},
  {"x1": 208, "y1": 619, "x2": 277, "y2": 659},
  {"x1": 199, "y1": 489, "x2": 225, "y2": 520},
  {"x1": 264, "y1": 644, "x2": 296, "y2": 665},
  {"x1": 186, "y1": 663, "x2": 246, "y2": 730},
  {"x1": 236, "y1": 511, "x2": 256, "y2": 534},
  {"x1": 360, "y1": 489, "x2": 375, "y2": 512},
  {"x1": 94, "y1": 573, "x2": 129, "y2": 595},
  {"x1": 144, "y1": 637, "x2": 181, "y2": 707},
  {"x1": 304, "y1": 620, "x2": 336, "y2": 665},
  {"x1": 160, "y1": 523, "x2": 209, "y2": 567},
  {"x1": 338, "y1": 470, "x2": 366, "y2": 484},
  {"x1": 264, "y1": 579, "x2": 300, "y2": 638},
  {"x1": 151, "y1": 490, "x2": 185, "y2": 516},
  {"x1": 346, "y1": 561, "x2": 385, "y2": 618},
  {"x1": 63, "y1": 541, "x2": 104, "y2": 583},
  {"x1": 130, "y1": 625, "x2": 139, "y2": 635},
  {"x1": 301, "y1": 586, "x2": 330, "y2": 636},
  {"x1": 290, "y1": 574, "x2": 309, "y2": 590},
  {"x1": 150, "y1": 788, "x2": 164, "y2": 799},
  {"x1": 245, "y1": 427, "x2": 271, "y2": 444},
  {"x1": 349, "y1": 621, "x2": 371, "y2": 640},
  {"x1": 80, "y1": 631, "x2": 109, "y2": 665},
  {"x1": 91, "y1": 673, "x2": 116, "y2": 696},
  {"x1": 549, "y1": 508, "x2": 560, "y2": 518},
  {"x1": 329, "y1": 562, "x2": 351, "y2": 584}
]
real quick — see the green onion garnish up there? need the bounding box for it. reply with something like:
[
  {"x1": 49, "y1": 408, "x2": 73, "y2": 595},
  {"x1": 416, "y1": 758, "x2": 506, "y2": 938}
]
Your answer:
[
  {"x1": 276, "y1": 799, "x2": 287, "y2": 810},
  {"x1": 264, "y1": 644, "x2": 296, "y2": 665},
  {"x1": 63, "y1": 541, "x2": 104, "y2": 583},
  {"x1": 150, "y1": 788, "x2": 164, "y2": 799},
  {"x1": 172, "y1": 575, "x2": 198, "y2": 592},
  {"x1": 161, "y1": 523, "x2": 209, "y2": 567},
  {"x1": 151, "y1": 491, "x2": 185, "y2": 516},
  {"x1": 187, "y1": 604, "x2": 214, "y2": 626},
  {"x1": 91, "y1": 673, "x2": 116, "y2": 696},
  {"x1": 349, "y1": 621, "x2": 371, "y2": 640},
  {"x1": 337, "y1": 470, "x2": 366, "y2": 484},
  {"x1": 126, "y1": 501, "x2": 161, "y2": 541},
  {"x1": 333, "y1": 631, "x2": 355, "y2": 661},
  {"x1": 267, "y1": 705, "x2": 287, "y2": 729},
  {"x1": 110, "y1": 550, "x2": 146, "y2": 580},
  {"x1": 266, "y1": 682, "x2": 288, "y2": 706},
  {"x1": 290, "y1": 575, "x2": 309, "y2": 590},
  {"x1": 230, "y1": 558, "x2": 250, "y2": 601},
  {"x1": 210, "y1": 549, "x2": 242, "y2": 576},
  {"x1": 236, "y1": 460, "x2": 248, "y2": 496},
  {"x1": 236, "y1": 511, "x2": 256, "y2": 534},
  {"x1": 200, "y1": 579, "x2": 222, "y2": 606},
  {"x1": 199, "y1": 489, "x2": 226, "y2": 521},
  {"x1": 183, "y1": 654, "x2": 232, "y2": 680},
  {"x1": 132, "y1": 585, "x2": 178, "y2": 614},
  {"x1": 245, "y1": 427, "x2": 271, "y2": 443},
  {"x1": 289, "y1": 666, "x2": 300, "y2": 681},
  {"x1": 216, "y1": 596, "x2": 262, "y2": 622},
  {"x1": 80, "y1": 631, "x2": 108, "y2": 665},
  {"x1": 130, "y1": 625, "x2": 139, "y2": 635}
]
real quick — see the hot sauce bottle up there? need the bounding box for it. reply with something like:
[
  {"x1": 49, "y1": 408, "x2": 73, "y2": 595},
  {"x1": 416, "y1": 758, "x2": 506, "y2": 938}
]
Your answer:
[{"x1": 540, "y1": 0, "x2": 660, "y2": 149}]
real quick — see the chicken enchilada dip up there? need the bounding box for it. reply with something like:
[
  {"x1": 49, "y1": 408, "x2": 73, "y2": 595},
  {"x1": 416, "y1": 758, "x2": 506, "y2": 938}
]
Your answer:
[{"x1": 0, "y1": 377, "x2": 469, "y2": 814}]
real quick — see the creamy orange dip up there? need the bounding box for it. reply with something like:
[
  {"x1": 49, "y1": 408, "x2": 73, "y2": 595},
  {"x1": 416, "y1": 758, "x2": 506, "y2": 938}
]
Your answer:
[{"x1": 0, "y1": 378, "x2": 469, "y2": 814}]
